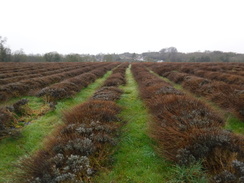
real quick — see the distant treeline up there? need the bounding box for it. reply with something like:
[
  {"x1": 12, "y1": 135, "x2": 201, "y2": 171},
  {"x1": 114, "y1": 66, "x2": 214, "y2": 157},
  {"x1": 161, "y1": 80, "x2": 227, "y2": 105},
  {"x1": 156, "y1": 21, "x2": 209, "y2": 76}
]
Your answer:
[
  {"x1": 140, "y1": 47, "x2": 244, "y2": 63},
  {"x1": 1, "y1": 36, "x2": 244, "y2": 62}
]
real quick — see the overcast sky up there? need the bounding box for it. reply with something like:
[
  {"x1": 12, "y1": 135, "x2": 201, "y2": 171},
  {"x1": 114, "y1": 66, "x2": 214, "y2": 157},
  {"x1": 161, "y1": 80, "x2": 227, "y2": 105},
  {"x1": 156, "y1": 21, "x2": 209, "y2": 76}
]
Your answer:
[{"x1": 1, "y1": 0, "x2": 244, "y2": 54}]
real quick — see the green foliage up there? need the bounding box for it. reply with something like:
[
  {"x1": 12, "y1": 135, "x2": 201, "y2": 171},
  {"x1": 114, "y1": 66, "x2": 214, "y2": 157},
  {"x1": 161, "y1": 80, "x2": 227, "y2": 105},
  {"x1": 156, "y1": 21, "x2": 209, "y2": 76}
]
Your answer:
[
  {"x1": 44, "y1": 51, "x2": 62, "y2": 62},
  {"x1": 169, "y1": 162, "x2": 208, "y2": 183},
  {"x1": 225, "y1": 114, "x2": 244, "y2": 135},
  {"x1": 11, "y1": 49, "x2": 27, "y2": 62},
  {"x1": 189, "y1": 56, "x2": 211, "y2": 62},
  {"x1": 103, "y1": 54, "x2": 114, "y2": 62},
  {"x1": 0, "y1": 36, "x2": 11, "y2": 62},
  {"x1": 64, "y1": 53, "x2": 83, "y2": 62}
]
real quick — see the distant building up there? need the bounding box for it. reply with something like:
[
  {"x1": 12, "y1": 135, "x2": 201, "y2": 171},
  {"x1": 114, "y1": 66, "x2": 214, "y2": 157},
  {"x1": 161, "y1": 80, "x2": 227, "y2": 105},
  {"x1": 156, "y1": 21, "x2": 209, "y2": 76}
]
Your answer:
[{"x1": 136, "y1": 56, "x2": 145, "y2": 61}]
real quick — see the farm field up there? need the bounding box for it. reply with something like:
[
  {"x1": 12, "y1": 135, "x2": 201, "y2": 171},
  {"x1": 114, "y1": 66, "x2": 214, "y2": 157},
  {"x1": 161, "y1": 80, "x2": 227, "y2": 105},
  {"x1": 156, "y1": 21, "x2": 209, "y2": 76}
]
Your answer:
[{"x1": 0, "y1": 62, "x2": 243, "y2": 183}]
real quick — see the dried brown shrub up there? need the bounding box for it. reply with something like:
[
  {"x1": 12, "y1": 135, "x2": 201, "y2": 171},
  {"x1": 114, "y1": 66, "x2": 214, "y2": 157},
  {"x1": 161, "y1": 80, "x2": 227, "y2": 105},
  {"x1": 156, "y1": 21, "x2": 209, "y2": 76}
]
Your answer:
[
  {"x1": 181, "y1": 76, "x2": 211, "y2": 96},
  {"x1": 132, "y1": 63, "x2": 244, "y2": 179},
  {"x1": 16, "y1": 98, "x2": 122, "y2": 182},
  {"x1": 143, "y1": 77, "x2": 169, "y2": 87},
  {"x1": 92, "y1": 87, "x2": 123, "y2": 101},
  {"x1": 0, "y1": 107, "x2": 14, "y2": 131},
  {"x1": 100, "y1": 63, "x2": 128, "y2": 88},
  {"x1": 167, "y1": 72, "x2": 189, "y2": 84},
  {"x1": 148, "y1": 95, "x2": 225, "y2": 129},
  {"x1": 0, "y1": 91, "x2": 9, "y2": 102},
  {"x1": 63, "y1": 100, "x2": 121, "y2": 124}
]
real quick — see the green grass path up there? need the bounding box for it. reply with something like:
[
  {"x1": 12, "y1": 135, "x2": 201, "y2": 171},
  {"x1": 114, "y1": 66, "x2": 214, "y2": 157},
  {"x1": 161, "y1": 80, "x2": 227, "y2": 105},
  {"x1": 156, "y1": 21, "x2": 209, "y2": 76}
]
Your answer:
[
  {"x1": 0, "y1": 71, "x2": 112, "y2": 183},
  {"x1": 94, "y1": 67, "x2": 173, "y2": 183}
]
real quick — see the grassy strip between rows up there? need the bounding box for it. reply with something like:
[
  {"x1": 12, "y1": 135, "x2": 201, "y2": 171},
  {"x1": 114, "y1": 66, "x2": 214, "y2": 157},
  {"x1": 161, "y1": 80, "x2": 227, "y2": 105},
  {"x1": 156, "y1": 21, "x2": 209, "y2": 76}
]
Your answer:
[
  {"x1": 157, "y1": 74, "x2": 244, "y2": 135},
  {"x1": 0, "y1": 71, "x2": 112, "y2": 183},
  {"x1": 95, "y1": 67, "x2": 180, "y2": 183}
]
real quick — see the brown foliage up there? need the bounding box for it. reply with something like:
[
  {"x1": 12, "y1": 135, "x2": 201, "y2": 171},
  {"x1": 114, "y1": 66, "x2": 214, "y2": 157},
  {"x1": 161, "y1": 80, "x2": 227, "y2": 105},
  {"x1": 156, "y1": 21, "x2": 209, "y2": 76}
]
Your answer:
[
  {"x1": 167, "y1": 72, "x2": 189, "y2": 84},
  {"x1": 63, "y1": 100, "x2": 121, "y2": 124},
  {"x1": 17, "y1": 99, "x2": 122, "y2": 182},
  {"x1": 132, "y1": 63, "x2": 244, "y2": 179},
  {"x1": 92, "y1": 87, "x2": 123, "y2": 101},
  {"x1": 0, "y1": 62, "x2": 118, "y2": 102}
]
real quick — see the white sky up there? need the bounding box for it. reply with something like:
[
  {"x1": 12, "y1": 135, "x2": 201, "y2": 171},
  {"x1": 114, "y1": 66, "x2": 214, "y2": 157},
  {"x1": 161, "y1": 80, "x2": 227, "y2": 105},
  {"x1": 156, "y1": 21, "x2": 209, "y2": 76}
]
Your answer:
[{"x1": 1, "y1": 0, "x2": 244, "y2": 54}]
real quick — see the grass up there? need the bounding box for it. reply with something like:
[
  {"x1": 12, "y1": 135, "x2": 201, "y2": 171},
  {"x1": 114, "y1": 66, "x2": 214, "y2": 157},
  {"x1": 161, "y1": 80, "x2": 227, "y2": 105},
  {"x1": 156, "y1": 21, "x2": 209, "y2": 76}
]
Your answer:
[
  {"x1": 94, "y1": 67, "x2": 208, "y2": 182},
  {"x1": 168, "y1": 162, "x2": 208, "y2": 183},
  {"x1": 0, "y1": 71, "x2": 112, "y2": 183},
  {"x1": 225, "y1": 115, "x2": 244, "y2": 135}
]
